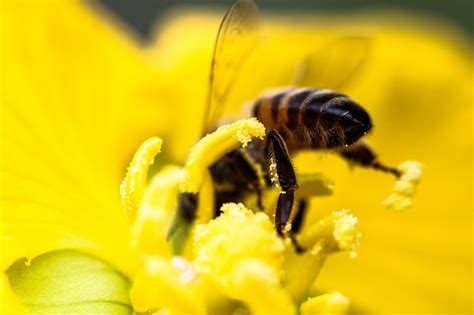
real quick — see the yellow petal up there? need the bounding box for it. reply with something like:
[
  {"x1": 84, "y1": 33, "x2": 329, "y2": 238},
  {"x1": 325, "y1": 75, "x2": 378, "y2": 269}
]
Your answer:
[{"x1": 0, "y1": 1, "x2": 162, "y2": 275}]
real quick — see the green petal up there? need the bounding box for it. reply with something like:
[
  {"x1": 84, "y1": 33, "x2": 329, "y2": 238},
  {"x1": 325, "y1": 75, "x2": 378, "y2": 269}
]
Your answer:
[{"x1": 5, "y1": 250, "x2": 132, "y2": 314}]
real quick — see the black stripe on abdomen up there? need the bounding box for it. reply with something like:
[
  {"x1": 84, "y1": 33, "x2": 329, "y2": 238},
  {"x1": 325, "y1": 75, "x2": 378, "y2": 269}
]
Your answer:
[
  {"x1": 302, "y1": 90, "x2": 342, "y2": 129},
  {"x1": 252, "y1": 99, "x2": 262, "y2": 118},
  {"x1": 271, "y1": 91, "x2": 288, "y2": 124},
  {"x1": 287, "y1": 89, "x2": 313, "y2": 129}
]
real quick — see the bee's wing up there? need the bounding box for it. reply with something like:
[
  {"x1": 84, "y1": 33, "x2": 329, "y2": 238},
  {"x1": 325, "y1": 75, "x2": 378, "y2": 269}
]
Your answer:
[
  {"x1": 201, "y1": 0, "x2": 260, "y2": 135},
  {"x1": 292, "y1": 35, "x2": 372, "y2": 91}
]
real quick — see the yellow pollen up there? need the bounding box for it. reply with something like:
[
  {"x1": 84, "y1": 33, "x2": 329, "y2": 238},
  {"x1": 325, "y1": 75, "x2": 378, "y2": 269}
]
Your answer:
[
  {"x1": 297, "y1": 209, "x2": 361, "y2": 255},
  {"x1": 333, "y1": 209, "x2": 361, "y2": 258},
  {"x1": 193, "y1": 203, "x2": 284, "y2": 281},
  {"x1": 120, "y1": 137, "x2": 162, "y2": 224},
  {"x1": 193, "y1": 203, "x2": 293, "y2": 315},
  {"x1": 269, "y1": 158, "x2": 280, "y2": 188},
  {"x1": 384, "y1": 160, "x2": 423, "y2": 211}
]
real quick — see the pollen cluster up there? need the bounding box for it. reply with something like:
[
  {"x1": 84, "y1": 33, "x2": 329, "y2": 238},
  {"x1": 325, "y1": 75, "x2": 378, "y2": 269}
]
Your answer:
[
  {"x1": 333, "y1": 209, "x2": 362, "y2": 258},
  {"x1": 384, "y1": 161, "x2": 423, "y2": 211}
]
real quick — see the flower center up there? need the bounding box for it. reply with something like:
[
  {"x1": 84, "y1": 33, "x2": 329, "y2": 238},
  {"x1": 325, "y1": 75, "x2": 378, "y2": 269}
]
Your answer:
[{"x1": 120, "y1": 119, "x2": 422, "y2": 314}]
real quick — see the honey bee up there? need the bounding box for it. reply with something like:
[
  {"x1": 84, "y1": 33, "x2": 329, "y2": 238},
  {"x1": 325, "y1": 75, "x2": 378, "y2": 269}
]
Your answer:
[{"x1": 173, "y1": 0, "x2": 400, "y2": 252}]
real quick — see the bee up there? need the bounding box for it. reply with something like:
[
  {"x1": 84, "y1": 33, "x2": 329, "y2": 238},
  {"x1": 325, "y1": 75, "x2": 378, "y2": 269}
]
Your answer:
[{"x1": 173, "y1": 0, "x2": 400, "y2": 252}]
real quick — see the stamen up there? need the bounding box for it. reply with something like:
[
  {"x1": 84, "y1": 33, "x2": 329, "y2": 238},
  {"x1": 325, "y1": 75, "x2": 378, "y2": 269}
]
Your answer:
[
  {"x1": 130, "y1": 166, "x2": 183, "y2": 258},
  {"x1": 283, "y1": 238, "x2": 329, "y2": 299},
  {"x1": 228, "y1": 259, "x2": 294, "y2": 315},
  {"x1": 297, "y1": 209, "x2": 360, "y2": 256},
  {"x1": 193, "y1": 203, "x2": 284, "y2": 279},
  {"x1": 181, "y1": 118, "x2": 265, "y2": 193},
  {"x1": 283, "y1": 210, "x2": 360, "y2": 300},
  {"x1": 333, "y1": 209, "x2": 361, "y2": 258},
  {"x1": 383, "y1": 161, "x2": 423, "y2": 211},
  {"x1": 300, "y1": 291, "x2": 349, "y2": 315},
  {"x1": 193, "y1": 203, "x2": 293, "y2": 315},
  {"x1": 130, "y1": 256, "x2": 205, "y2": 315},
  {"x1": 120, "y1": 137, "x2": 162, "y2": 224}
]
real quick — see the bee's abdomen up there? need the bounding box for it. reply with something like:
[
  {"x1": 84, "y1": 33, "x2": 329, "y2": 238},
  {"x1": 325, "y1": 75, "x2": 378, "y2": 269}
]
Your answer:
[
  {"x1": 252, "y1": 88, "x2": 372, "y2": 150},
  {"x1": 252, "y1": 88, "x2": 309, "y2": 131}
]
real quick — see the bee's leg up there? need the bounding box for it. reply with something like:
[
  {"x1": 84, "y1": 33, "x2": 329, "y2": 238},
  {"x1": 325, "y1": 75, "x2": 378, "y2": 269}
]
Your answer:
[
  {"x1": 340, "y1": 140, "x2": 401, "y2": 177},
  {"x1": 166, "y1": 191, "x2": 200, "y2": 253},
  {"x1": 225, "y1": 150, "x2": 265, "y2": 210},
  {"x1": 167, "y1": 192, "x2": 198, "y2": 239},
  {"x1": 289, "y1": 199, "x2": 307, "y2": 253},
  {"x1": 291, "y1": 199, "x2": 307, "y2": 234},
  {"x1": 267, "y1": 130, "x2": 298, "y2": 237},
  {"x1": 178, "y1": 192, "x2": 199, "y2": 222}
]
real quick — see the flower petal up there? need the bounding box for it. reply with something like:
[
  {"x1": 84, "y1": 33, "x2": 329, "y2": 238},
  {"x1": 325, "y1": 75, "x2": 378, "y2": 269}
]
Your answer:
[{"x1": 0, "y1": 1, "x2": 163, "y2": 275}]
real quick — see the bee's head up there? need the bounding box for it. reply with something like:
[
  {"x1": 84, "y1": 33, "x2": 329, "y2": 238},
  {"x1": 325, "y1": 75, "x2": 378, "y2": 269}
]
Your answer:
[
  {"x1": 339, "y1": 100, "x2": 373, "y2": 145},
  {"x1": 303, "y1": 92, "x2": 373, "y2": 149}
]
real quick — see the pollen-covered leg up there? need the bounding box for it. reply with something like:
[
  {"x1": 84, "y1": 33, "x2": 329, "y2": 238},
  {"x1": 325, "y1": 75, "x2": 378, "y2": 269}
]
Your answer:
[
  {"x1": 267, "y1": 130, "x2": 298, "y2": 237},
  {"x1": 339, "y1": 140, "x2": 401, "y2": 177}
]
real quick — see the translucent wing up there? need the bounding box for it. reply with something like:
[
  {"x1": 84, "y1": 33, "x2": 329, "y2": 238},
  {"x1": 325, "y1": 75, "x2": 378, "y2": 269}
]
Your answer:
[
  {"x1": 201, "y1": 0, "x2": 260, "y2": 135},
  {"x1": 293, "y1": 35, "x2": 372, "y2": 91}
]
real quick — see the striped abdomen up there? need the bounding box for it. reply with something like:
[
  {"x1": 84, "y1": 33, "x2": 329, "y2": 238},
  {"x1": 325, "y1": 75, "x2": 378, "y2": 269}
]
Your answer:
[{"x1": 252, "y1": 88, "x2": 372, "y2": 151}]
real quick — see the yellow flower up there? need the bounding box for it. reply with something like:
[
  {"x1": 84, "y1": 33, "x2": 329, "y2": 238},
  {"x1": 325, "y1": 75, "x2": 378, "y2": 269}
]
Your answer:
[{"x1": 1, "y1": 1, "x2": 471, "y2": 314}]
